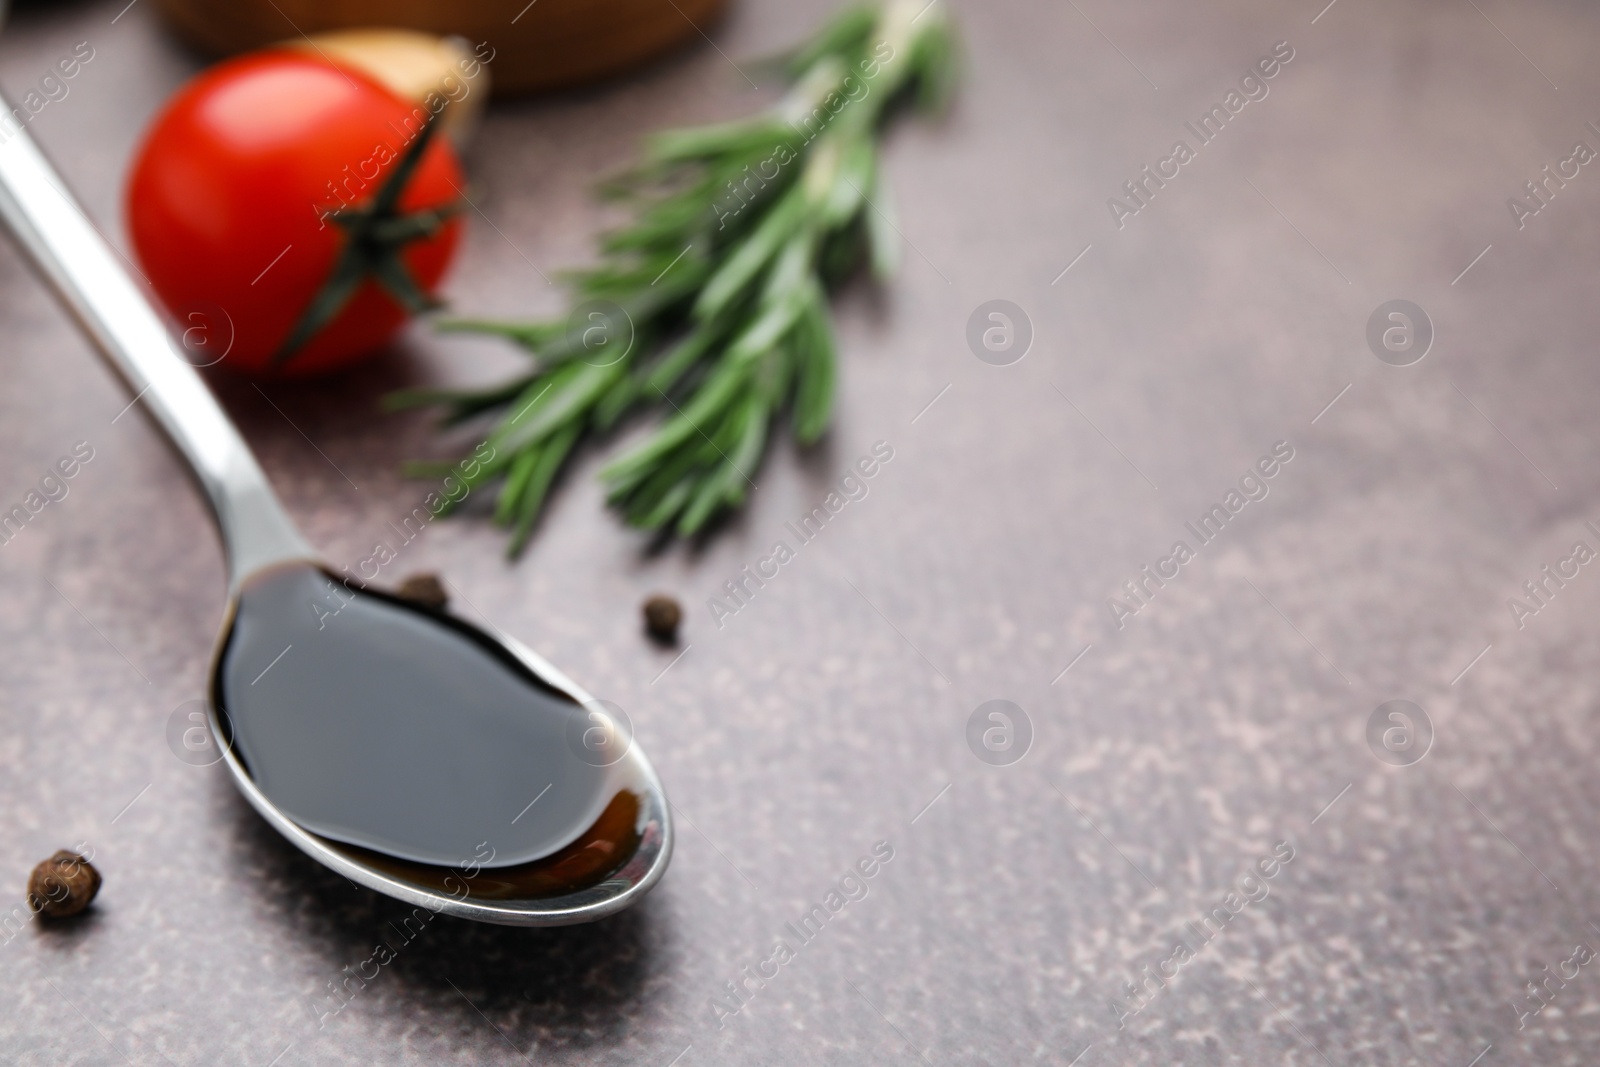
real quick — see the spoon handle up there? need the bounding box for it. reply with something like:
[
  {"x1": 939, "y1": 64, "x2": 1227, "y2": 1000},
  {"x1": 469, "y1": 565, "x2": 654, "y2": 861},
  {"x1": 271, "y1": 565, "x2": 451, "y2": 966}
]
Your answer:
[{"x1": 0, "y1": 102, "x2": 312, "y2": 589}]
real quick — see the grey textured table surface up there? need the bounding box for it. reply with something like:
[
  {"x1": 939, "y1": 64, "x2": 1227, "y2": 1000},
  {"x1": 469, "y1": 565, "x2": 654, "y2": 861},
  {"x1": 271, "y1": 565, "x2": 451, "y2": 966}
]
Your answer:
[{"x1": 1, "y1": 0, "x2": 1598, "y2": 1063}]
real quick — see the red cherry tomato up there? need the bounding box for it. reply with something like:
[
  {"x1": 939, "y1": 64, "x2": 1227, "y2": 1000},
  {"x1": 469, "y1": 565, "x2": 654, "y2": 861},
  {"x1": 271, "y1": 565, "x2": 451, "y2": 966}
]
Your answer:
[{"x1": 126, "y1": 51, "x2": 464, "y2": 378}]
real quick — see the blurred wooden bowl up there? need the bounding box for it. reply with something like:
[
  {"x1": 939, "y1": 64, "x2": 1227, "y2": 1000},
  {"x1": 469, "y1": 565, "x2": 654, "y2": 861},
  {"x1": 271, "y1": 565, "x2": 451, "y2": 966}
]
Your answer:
[{"x1": 153, "y1": 0, "x2": 731, "y2": 96}]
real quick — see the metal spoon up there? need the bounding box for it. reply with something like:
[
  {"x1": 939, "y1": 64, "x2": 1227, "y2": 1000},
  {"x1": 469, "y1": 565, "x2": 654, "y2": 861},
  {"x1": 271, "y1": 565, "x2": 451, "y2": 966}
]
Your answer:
[{"x1": 0, "y1": 97, "x2": 671, "y2": 925}]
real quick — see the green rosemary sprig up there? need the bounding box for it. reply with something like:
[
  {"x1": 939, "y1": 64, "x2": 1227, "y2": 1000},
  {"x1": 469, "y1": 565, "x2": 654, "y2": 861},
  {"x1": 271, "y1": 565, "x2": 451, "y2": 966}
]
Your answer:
[{"x1": 387, "y1": 0, "x2": 957, "y2": 555}]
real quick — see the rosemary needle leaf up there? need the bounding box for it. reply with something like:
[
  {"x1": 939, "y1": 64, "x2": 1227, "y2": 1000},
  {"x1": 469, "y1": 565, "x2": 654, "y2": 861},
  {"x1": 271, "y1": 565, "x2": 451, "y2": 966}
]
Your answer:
[
  {"x1": 647, "y1": 118, "x2": 794, "y2": 163},
  {"x1": 392, "y1": 0, "x2": 957, "y2": 553},
  {"x1": 644, "y1": 327, "x2": 720, "y2": 396},
  {"x1": 506, "y1": 423, "x2": 580, "y2": 555},
  {"x1": 863, "y1": 164, "x2": 901, "y2": 280},
  {"x1": 695, "y1": 187, "x2": 807, "y2": 321},
  {"x1": 382, "y1": 375, "x2": 532, "y2": 414},
  {"x1": 793, "y1": 287, "x2": 836, "y2": 443},
  {"x1": 494, "y1": 360, "x2": 625, "y2": 455},
  {"x1": 432, "y1": 318, "x2": 559, "y2": 349},
  {"x1": 681, "y1": 395, "x2": 769, "y2": 535},
  {"x1": 784, "y1": 4, "x2": 878, "y2": 78},
  {"x1": 495, "y1": 447, "x2": 542, "y2": 525}
]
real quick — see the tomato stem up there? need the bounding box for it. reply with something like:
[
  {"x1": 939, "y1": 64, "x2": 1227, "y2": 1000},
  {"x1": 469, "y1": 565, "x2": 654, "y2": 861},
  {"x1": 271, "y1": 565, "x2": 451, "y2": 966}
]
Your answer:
[{"x1": 273, "y1": 109, "x2": 458, "y2": 366}]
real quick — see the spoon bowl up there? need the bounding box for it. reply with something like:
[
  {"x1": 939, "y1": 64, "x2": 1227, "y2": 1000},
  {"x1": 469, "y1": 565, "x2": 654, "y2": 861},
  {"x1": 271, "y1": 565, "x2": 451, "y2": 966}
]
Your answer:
[
  {"x1": 213, "y1": 561, "x2": 672, "y2": 924},
  {"x1": 0, "y1": 91, "x2": 671, "y2": 925}
]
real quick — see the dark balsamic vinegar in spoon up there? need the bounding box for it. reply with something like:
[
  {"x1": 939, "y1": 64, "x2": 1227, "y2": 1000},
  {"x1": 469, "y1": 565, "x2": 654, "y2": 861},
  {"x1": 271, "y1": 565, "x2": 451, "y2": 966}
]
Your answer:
[{"x1": 213, "y1": 562, "x2": 642, "y2": 898}]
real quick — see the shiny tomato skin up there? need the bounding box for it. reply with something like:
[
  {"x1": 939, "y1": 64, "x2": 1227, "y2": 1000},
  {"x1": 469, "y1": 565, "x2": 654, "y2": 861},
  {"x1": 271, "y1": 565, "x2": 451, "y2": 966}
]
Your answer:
[{"x1": 126, "y1": 51, "x2": 463, "y2": 378}]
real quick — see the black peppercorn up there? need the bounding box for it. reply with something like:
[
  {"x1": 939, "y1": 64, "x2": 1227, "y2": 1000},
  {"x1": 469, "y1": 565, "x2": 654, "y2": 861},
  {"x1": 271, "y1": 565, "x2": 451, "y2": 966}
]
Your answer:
[
  {"x1": 27, "y1": 850, "x2": 100, "y2": 918},
  {"x1": 397, "y1": 572, "x2": 449, "y2": 611},
  {"x1": 642, "y1": 595, "x2": 682, "y2": 643}
]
